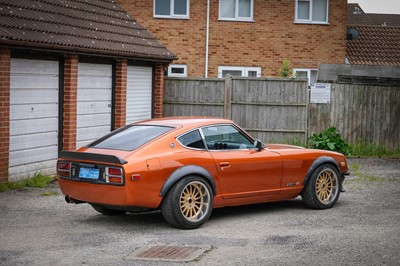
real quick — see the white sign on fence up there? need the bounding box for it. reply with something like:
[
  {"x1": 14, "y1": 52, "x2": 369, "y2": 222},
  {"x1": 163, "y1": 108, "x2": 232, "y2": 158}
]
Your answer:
[{"x1": 310, "y1": 83, "x2": 331, "y2": 104}]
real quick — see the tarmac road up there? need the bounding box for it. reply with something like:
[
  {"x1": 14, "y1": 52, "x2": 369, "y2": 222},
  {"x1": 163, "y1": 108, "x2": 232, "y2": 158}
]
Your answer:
[{"x1": 0, "y1": 158, "x2": 399, "y2": 266}]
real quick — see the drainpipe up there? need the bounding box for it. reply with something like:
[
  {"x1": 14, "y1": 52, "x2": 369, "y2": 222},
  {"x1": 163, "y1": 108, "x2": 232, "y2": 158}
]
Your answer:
[{"x1": 205, "y1": 0, "x2": 210, "y2": 78}]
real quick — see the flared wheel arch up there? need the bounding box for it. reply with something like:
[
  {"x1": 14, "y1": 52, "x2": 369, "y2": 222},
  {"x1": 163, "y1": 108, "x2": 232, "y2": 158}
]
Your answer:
[
  {"x1": 159, "y1": 165, "x2": 217, "y2": 198},
  {"x1": 303, "y1": 156, "x2": 341, "y2": 189}
]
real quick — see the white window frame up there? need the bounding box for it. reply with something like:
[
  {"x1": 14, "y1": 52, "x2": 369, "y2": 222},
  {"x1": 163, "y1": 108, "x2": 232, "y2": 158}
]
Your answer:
[
  {"x1": 295, "y1": 0, "x2": 329, "y2": 24},
  {"x1": 293, "y1": 68, "x2": 318, "y2": 86},
  {"x1": 154, "y1": 0, "x2": 190, "y2": 19},
  {"x1": 167, "y1": 64, "x2": 187, "y2": 77},
  {"x1": 219, "y1": 0, "x2": 254, "y2": 22},
  {"x1": 218, "y1": 66, "x2": 261, "y2": 78}
]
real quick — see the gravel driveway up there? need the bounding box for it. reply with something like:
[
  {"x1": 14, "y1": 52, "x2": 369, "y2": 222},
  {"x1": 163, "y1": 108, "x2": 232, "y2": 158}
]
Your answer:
[{"x1": 0, "y1": 158, "x2": 399, "y2": 265}]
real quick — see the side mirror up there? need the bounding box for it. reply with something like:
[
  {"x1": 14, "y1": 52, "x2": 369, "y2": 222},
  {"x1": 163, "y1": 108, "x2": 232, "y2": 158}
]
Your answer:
[{"x1": 254, "y1": 139, "x2": 263, "y2": 152}]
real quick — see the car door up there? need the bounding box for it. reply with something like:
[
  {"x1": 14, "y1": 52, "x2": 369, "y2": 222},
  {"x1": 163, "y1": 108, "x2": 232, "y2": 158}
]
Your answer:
[{"x1": 201, "y1": 124, "x2": 282, "y2": 199}]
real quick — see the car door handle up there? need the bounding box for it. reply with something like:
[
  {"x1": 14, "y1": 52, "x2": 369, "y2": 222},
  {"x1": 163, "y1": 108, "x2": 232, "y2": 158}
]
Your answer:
[{"x1": 219, "y1": 162, "x2": 230, "y2": 167}]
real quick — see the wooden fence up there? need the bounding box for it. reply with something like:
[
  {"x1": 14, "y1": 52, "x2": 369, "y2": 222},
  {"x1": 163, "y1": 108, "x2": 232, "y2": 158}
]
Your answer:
[
  {"x1": 309, "y1": 83, "x2": 400, "y2": 150},
  {"x1": 164, "y1": 77, "x2": 400, "y2": 150},
  {"x1": 164, "y1": 77, "x2": 309, "y2": 144}
]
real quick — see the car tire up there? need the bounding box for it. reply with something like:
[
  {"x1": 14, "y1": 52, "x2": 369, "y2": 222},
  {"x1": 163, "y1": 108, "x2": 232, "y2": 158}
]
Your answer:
[
  {"x1": 302, "y1": 164, "x2": 341, "y2": 209},
  {"x1": 91, "y1": 205, "x2": 127, "y2": 216},
  {"x1": 161, "y1": 176, "x2": 214, "y2": 229}
]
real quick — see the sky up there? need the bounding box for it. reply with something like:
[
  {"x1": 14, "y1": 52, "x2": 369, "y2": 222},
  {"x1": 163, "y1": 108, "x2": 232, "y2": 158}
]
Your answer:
[{"x1": 347, "y1": 0, "x2": 400, "y2": 14}]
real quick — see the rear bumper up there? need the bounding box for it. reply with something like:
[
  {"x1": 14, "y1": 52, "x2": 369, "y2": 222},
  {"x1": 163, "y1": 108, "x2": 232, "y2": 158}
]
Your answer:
[{"x1": 58, "y1": 178, "x2": 130, "y2": 206}]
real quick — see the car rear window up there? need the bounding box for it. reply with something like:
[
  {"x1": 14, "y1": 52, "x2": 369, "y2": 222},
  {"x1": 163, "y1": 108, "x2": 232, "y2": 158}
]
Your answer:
[{"x1": 88, "y1": 125, "x2": 174, "y2": 151}]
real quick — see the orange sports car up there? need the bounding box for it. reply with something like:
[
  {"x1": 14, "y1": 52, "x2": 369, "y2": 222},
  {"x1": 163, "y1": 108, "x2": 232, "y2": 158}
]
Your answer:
[{"x1": 57, "y1": 117, "x2": 349, "y2": 229}]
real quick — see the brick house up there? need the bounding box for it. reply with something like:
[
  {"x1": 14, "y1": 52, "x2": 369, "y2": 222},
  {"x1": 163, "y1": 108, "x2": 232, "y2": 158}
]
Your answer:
[
  {"x1": 0, "y1": 0, "x2": 176, "y2": 182},
  {"x1": 118, "y1": 0, "x2": 348, "y2": 84}
]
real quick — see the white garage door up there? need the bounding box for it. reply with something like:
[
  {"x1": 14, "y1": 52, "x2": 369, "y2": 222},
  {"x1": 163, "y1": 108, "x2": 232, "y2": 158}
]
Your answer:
[
  {"x1": 9, "y1": 59, "x2": 59, "y2": 181},
  {"x1": 126, "y1": 66, "x2": 153, "y2": 124},
  {"x1": 77, "y1": 63, "x2": 112, "y2": 148}
]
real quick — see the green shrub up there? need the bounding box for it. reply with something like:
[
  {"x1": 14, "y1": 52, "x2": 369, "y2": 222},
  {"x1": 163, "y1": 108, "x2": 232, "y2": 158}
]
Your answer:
[{"x1": 308, "y1": 127, "x2": 350, "y2": 155}]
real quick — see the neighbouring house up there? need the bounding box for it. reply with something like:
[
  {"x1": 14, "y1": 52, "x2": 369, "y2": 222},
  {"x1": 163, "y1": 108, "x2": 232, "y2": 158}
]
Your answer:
[
  {"x1": 118, "y1": 0, "x2": 348, "y2": 84},
  {"x1": 0, "y1": 0, "x2": 176, "y2": 182},
  {"x1": 346, "y1": 3, "x2": 400, "y2": 66}
]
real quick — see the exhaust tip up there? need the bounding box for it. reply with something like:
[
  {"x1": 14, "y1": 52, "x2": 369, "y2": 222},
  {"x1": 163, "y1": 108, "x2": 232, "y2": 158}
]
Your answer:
[
  {"x1": 65, "y1": 195, "x2": 84, "y2": 204},
  {"x1": 65, "y1": 195, "x2": 73, "y2": 203}
]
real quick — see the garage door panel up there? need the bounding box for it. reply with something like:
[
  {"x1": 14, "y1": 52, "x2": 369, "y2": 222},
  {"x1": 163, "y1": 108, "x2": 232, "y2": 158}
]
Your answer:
[
  {"x1": 126, "y1": 66, "x2": 152, "y2": 124},
  {"x1": 10, "y1": 75, "x2": 59, "y2": 89},
  {"x1": 77, "y1": 101, "x2": 111, "y2": 115},
  {"x1": 11, "y1": 59, "x2": 58, "y2": 74},
  {"x1": 77, "y1": 88, "x2": 112, "y2": 101},
  {"x1": 11, "y1": 88, "x2": 58, "y2": 104},
  {"x1": 10, "y1": 132, "x2": 58, "y2": 151},
  {"x1": 10, "y1": 118, "x2": 58, "y2": 136},
  {"x1": 9, "y1": 160, "x2": 56, "y2": 182},
  {"x1": 78, "y1": 77, "x2": 112, "y2": 89},
  {"x1": 10, "y1": 103, "x2": 59, "y2": 120},
  {"x1": 9, "y1": 58, "x2": 59, "y2": 182},
  {"x1": 76, "y1": 126, "x2": 111, "y2": 148},
  {"x1": 77, "y1": 63, "x2": 112, "y2": 147},
  {"x1": 9, "y1": 145, "x2": 58, "y2": 168},
  {"x1": 77, "y1": 113, "x2": 111, "y2": 127}
]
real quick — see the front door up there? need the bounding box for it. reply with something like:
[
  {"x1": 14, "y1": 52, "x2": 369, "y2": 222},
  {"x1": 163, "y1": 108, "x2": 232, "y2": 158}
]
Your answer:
[{"x1": 201, "y1": 125, "x2": 282, "y2": 199}]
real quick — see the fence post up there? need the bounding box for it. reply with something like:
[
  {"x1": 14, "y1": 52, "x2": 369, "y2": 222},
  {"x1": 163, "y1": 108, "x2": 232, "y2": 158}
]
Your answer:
[{"x1": 224, "y1": 75, "x2": 232, "y2": 119}]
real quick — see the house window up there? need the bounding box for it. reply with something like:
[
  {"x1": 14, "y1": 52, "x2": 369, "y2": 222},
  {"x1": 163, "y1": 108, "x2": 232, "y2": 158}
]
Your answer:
[
  {"x1": 168, "y1": 64, "x2": 187, "y2": 77},
  {"x1": 219, "y1": 0, "x2": 253, "y2": 21},
  {"x1": 218, "y1": 66, "x2": 261, "y2": 78},
  {"x1": 154, "y1": 0, "x2": 189, "y2": 19},
  {"x1": 295, "y1": 0, "x2": 328, "y2": 23},
  {"x1": 294, "y1": 68, "x2": 318, "y2": 86}
]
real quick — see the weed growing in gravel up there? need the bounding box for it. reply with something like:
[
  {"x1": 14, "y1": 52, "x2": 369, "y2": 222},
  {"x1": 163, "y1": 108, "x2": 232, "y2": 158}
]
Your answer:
[
  {"x1": 40, "y1": 191, "x2": 59, "y2": 197},
  {"x1": 0, "y1": 173, "x2": 55, "y2": 193}
]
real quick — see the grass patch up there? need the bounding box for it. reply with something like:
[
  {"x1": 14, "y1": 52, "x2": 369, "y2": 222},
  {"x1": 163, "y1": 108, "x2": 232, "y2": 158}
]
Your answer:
[
  {"x1": 349, "y1": 164, "x2": 361, "y2": 171},
  {"x1": 0, "y1": 173, "x2": 56, "y2": 193},
  {"x1": 349, "y1": 140, "x2": 400, "y2": 158},
  {"x1": 347, "y1": 175, "x2": 398, "y2": 183},
  {"x1": 40, "y1": 191, "x2": 59, "y2": 197}
]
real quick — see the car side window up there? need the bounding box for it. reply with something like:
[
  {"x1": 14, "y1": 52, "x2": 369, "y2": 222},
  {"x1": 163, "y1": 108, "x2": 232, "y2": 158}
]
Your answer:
[
  {"x1": 202, "y1": 125, "x2": 255, "y2": 150},
  {"x1": 177, "y1": 129, "x2": 206, "y2": 149}
]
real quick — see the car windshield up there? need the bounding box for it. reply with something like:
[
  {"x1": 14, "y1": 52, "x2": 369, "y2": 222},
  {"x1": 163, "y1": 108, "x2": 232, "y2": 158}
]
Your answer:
[{"x1": 88, "y1": 125, "x2": 174, "y2": 151}]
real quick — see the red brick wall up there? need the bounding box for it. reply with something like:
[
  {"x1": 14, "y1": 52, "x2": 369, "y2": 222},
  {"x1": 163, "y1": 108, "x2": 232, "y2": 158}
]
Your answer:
[
  {"x1": 118, "y1": 0, "x2": 347, "y2": 78},
  {"x1": 154, "y1": 63, "x2": 167, "y2": 117},
  {"x1": 115, "y1": 59, "x2": 127, "y2": 128},
  {"x1": 63, "y1": 54, "x2": 78, "y2": 151},
  {"x1": 0, "y1": 47, "x2": 10, "y2": 183}
]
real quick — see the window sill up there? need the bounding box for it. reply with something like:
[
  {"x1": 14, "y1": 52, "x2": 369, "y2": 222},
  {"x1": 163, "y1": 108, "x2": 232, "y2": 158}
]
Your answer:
[
  {"x1": 293, "y1": 21, "x2": 330, "y2": 25},
  {"x1": 218, "y1": 18, "x2": 255, "y2": 23},
  {"x1": 154, "y1": 15, "x2": 190, "y2": 20}
]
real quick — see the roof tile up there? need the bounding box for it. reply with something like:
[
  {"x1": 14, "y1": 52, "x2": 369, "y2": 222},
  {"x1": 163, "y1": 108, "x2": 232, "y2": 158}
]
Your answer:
[
  {"x1": 0, "y1": 0, "x2": 176, "y2": 61},
  {"x1": 346, "y1": 26, "x2": 400, "y2": 66}
]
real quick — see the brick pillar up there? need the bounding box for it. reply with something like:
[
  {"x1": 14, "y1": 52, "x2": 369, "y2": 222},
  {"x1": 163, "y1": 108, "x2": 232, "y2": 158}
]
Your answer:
[
  {"x1": 0, "y1": 47, "x2": 10, "y2": 183},
  {"x1": 63, "y1": 54, "x2": 78, "y2": 151},
  {"x1": 154, "y1": 63, "x2": 167, "y2": 118},
  {"x1": 114, "y1": 59, "x2": 127, "y2": 129}
]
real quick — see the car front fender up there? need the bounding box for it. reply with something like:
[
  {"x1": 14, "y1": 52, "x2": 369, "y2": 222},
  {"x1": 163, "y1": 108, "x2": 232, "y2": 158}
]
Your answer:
[
  {"x1": 159, "y1": 165, "x2": 217, "y2": 196},
  {"x1": 303, "y1": 156, "x2": 340, "y2": 185}
]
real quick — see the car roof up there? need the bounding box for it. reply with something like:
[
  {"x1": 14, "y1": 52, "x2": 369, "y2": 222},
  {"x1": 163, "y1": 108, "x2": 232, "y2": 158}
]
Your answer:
[{"x1": 134, "y1": 116, "x2": 233, "y2": 128}]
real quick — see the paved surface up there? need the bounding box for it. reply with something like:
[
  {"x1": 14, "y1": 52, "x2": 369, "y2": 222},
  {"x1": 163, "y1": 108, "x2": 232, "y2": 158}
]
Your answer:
[{"x1": 0, "y1": 158, "x2": 399, "y2": 265}]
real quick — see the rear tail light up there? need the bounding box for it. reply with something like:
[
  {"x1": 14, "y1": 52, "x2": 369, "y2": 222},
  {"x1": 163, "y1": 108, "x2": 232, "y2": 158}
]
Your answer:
[
  {"x1": 57, "y1": 162, "x2": 71, "y2": 178},
  {"x1": 105, "y1": 167, "x2": 124, "y2": 184}
]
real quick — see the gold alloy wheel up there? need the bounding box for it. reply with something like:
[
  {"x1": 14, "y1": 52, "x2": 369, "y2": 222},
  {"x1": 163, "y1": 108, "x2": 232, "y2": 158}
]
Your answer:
[
  {"x1": 316, "y1": 168, "x2": 338, "y2": 204},
  {"x1": 180, "y1": 181, "x2": 211, "y2": 222}
]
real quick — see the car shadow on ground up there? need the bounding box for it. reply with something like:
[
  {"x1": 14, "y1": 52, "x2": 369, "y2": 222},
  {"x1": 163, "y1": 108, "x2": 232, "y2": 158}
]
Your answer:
[{"x1": 210, "y1": 198, "x2": 306, "y2": 220}]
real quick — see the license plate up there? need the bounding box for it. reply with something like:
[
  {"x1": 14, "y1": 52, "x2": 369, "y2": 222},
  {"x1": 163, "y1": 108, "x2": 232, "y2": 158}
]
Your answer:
[{"x1": 79, "y1": 167, "x2": 99, "y2": 179}]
